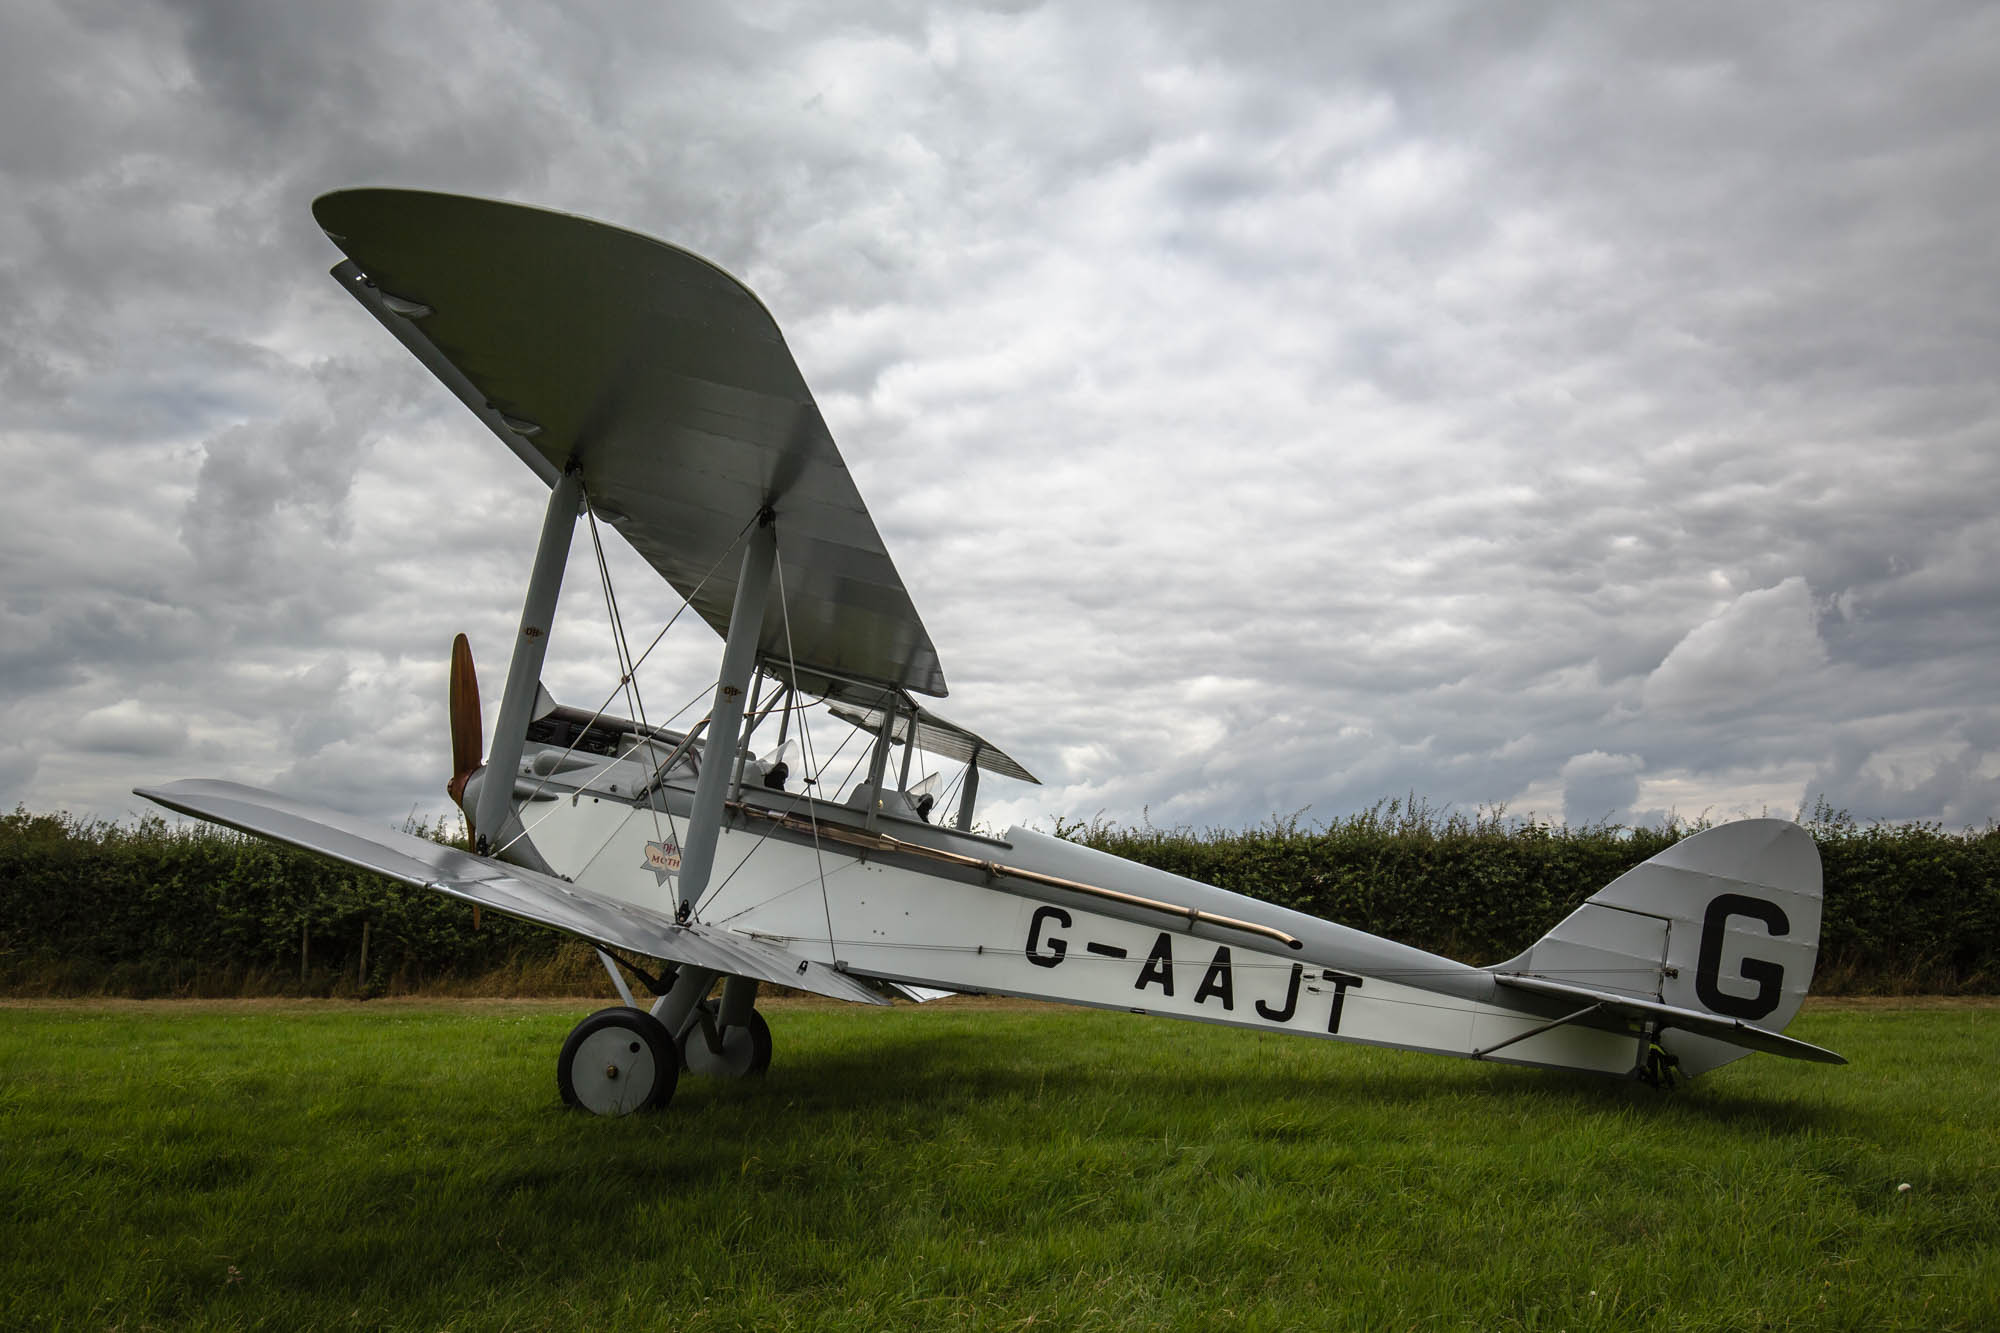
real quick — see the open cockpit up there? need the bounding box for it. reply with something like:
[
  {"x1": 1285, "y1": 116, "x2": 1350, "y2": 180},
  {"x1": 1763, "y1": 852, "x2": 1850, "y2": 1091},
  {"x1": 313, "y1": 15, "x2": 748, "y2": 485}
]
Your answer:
[{"x1": 509, "y1": 669, "x2": 1038, "y2": 853}]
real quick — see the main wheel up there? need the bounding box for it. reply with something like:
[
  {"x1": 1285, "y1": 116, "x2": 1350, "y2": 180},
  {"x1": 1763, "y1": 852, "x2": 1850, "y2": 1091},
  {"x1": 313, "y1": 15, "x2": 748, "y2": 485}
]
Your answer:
[
  {"x1": 557, "y1": 1006, "x2": 678, "y2": 1114},
  {"x1": 682, "y1": 1004, "x2": 773, "y2": 1078}
]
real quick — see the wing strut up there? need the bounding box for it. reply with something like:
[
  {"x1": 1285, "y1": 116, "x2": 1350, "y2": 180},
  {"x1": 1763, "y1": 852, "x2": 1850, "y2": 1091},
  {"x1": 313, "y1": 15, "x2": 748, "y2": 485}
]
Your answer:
[
  {"x1": 476, "y1": 466, "x2": 583, "y2": 850},
  {"x1": 674, "y1": 510, "x2": 778, "y2": 922},
  {"x1": 956, "y1": 741, "x2": 982, "y2": 830}
]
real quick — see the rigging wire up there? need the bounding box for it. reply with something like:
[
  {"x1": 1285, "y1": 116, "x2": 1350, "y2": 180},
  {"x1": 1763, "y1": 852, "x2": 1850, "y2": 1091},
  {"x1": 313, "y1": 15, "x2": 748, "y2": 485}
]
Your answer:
[
  {"x1": 497, "y1": 511, "x2": 754, "y2": 812},
  {"x1": 706, "y1": 858, "x2": 843, "y2": 927},
  {"x1": 698, "y1": 724, "x2": 875, "y2": 922},
  {"x1": 550, "y1": 689, "x2": 719, "y2": 881},
  {"x1": 823, "y1": 736, "x2": 875, "y2": 808},
  {"x1": 583, "y1": 493, "x2": 668, "y2": 849},
  {"x1": 489, "y1": 512, "x2": 756, "y2": 860},
  {"x1": 771, "y1": 549, "x2": 838, "y2": 963},
  {"x1": 933, "y1": 762, "x2": 968, "y2": 830},
  {"x1": 686, "y1": 685, "x2": 811, "y2": 916},
  {"x1": 685, "y1": 530, "x2": 854, "y2": 925},
  {"x1": 807, "y1": 724, "x2": 857, "y2": 794},
  {"x1": 694, "y1": 770, "x2": 829, "y2": 917},
  {"x1": 689, "y1": 670, "x2": 909, "y2": 921},
  {"x1": 492, "y1": 680, "x2": 715, "y2": 862}
]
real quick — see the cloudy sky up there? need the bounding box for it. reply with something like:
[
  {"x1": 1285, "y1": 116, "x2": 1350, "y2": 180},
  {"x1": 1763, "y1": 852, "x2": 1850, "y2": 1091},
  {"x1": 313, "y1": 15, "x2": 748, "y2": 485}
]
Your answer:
[{"x1": 6, "y1": 0, "x2": 1997, "y2": 837}]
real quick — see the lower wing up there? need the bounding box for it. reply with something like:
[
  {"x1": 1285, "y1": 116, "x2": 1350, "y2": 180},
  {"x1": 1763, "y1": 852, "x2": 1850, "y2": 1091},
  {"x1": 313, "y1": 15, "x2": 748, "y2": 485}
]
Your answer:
[{"x1": 136, "y1": 778, "x2": 886, "y2": 1007}]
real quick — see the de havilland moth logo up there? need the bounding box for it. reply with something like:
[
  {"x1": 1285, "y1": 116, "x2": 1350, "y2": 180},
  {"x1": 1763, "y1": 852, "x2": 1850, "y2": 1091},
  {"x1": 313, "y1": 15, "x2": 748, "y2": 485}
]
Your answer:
[{"x1": 641, "y1": 839, "x2": 682, "y2": 886}]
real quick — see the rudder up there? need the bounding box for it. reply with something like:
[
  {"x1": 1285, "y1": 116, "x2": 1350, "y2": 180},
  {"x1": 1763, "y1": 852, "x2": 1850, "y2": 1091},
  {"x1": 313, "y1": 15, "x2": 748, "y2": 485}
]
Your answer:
[{"x1": 1501, "y1": 819, "x2": 1823, "y2": 1076}]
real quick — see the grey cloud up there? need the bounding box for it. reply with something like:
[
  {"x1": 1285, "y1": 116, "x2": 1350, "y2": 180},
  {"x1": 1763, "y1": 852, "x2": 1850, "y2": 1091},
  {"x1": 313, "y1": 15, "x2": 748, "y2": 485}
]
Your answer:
[
  {"x1": 75, "y1": 700, "x2": 189, "y2": 757},
  {"x1": 180, "y1": 395, "x2": 367, "y2": 598},
  {"x1": 4, "y1": 0, "x2": 1997, "y2": 834},
  {"x1": 1810, "y1": 725, "x2": 2000, "y2": 828},
  {"x1": 0, "y1": 742, "x2": 39, "y2": 804},
  {"x1": 1560, "y1": 751, "x2": 1642, "y2": 827},
  {"x1": 1642, "y1": 579, "x2": 1828, "y2": 720}
]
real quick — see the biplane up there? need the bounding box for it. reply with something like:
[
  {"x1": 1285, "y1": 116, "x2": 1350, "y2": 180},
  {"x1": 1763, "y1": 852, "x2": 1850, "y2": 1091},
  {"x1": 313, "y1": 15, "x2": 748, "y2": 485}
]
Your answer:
[{"x1": 140, "y1": 190, "x2": 1842, "y2": 1115}]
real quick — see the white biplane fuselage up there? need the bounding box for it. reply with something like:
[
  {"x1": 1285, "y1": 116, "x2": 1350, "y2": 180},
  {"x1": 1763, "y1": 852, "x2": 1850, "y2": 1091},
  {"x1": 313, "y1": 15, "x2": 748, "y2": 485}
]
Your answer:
[{"x1": 142, "y1": 190, "x2": 1841, "y2": 1115}]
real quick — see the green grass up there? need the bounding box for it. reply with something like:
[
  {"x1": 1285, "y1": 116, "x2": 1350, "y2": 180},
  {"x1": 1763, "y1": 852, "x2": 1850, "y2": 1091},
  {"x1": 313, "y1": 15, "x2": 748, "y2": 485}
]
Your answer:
[{"x1": 2, "y1": 999, "x2": 1996, "y2": 1330}]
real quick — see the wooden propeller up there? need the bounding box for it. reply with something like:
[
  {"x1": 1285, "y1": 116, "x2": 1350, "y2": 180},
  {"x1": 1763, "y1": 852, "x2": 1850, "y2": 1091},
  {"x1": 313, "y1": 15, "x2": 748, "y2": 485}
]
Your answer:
[{"x1": 446, "y1": 633, "x2": 483, "y2": 819}]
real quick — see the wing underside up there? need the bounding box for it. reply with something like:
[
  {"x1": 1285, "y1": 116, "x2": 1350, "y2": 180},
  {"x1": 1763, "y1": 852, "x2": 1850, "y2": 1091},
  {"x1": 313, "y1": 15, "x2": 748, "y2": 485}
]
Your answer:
[
  {"x1": 314, "y1": 188, "x2": 946, "y2": 698},
  {"x1": 137, "y1": 779, "x2": 886, "y2": 1007},
  {"x1": 827, "y1": 701, "x2": 1039, "y2": 784}
]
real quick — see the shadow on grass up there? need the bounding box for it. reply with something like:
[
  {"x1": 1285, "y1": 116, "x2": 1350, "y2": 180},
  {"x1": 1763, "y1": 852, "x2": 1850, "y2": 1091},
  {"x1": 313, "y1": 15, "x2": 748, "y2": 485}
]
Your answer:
[
  {"x1": 306, "y1": 1031, "x2": 1866, "y2": 1305},
  {"x1": 665, "y1": 1017, "x2": 1857, "y2": 1140},
  {"x1": 96, "y1": 1015, "x2": 1885, "y2": 1325}
]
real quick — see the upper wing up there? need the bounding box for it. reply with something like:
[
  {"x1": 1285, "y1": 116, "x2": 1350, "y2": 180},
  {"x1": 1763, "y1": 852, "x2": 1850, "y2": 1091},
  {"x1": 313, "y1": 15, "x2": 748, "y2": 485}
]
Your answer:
[
  {"x1": 827, "y1": 700, "x2": 1040, "y2": 785},
  {"x1": 312, "y1": 188, "x2": 946, "y2": 699},
  {"x1": 137, "y1": 778, "x2": 886, "y2": 1007}
]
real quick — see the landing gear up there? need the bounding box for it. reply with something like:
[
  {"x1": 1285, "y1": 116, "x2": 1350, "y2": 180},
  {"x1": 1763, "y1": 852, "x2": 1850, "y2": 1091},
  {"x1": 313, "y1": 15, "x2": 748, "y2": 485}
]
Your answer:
[
  {"x1": 559, "y1": 974, "x2": 772, "y2": 1113},
  {"x1": 656, "y1": 972, "x2": 771, "y2": 1081},
  {"x1": 682, "y1": 1002, "x2": 773, "y2": 1078},
  {"x1": 1636, "y1": 1039, "x2": 1682, "y2": 1091},
  {"x1": 557, "y1": 1006, "x2": 679, "y2": 1115}
]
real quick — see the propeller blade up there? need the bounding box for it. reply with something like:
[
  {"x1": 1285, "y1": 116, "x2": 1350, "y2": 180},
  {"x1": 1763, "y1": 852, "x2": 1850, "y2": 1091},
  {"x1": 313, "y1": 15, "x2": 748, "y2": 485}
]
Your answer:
[{"x1": 447, "y1": 633, "x2": 483, "y2": 811}]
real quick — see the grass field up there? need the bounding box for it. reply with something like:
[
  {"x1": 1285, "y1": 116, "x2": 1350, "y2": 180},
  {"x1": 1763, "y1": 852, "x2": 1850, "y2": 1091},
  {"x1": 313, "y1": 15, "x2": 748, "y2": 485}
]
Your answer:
[{"x1": 2, "y1": 997, "x2": 1995, "y2": 1330}]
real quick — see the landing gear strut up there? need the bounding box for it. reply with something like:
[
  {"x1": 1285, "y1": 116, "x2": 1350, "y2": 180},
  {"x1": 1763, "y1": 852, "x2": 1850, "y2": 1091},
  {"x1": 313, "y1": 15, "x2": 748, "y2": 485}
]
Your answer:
[
  {"x1": 558, "y1": 973, "x2": 774, "y2": 1114},
  {"x1": 683, "y1": 1001, "x2": 773, "y2": 1078},
  {"x1": 653, "y1": 972, "x2": 772, "y2": 1081},
  {"x1": 1636, "y1": 1036, "x2": 1682, "y2": 1091}
]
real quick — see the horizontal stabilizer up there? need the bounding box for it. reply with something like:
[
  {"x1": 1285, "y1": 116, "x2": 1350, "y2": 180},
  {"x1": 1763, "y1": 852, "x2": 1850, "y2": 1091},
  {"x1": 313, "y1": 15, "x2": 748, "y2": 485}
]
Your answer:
[
  {"x1": 136, "y1": 779, "x2": 886, "y2": 1008},
  {"x1": 1495, "y1": 973, "x2": 1844, "y2": 1065}
]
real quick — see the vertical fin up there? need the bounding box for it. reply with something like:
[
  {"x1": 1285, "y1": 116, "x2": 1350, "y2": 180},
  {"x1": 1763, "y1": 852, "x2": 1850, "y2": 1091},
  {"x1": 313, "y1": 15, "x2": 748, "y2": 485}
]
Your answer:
[{"x1": 1499, "y1": 819, "x2": 1823, "y2": 1075}]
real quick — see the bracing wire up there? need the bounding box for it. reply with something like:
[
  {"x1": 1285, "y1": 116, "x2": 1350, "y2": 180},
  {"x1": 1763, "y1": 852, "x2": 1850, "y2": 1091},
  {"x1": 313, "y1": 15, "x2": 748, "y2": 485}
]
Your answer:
[
  {"x1": 694, "y1": 761, "x2": 828, "y2": 917},
  {"x1": 498, "y1": 511, "x2": 755, "y2": 811},
  {"x1": 493, "y1": 684, "x2": 715, "y2": 862},
  {"x1": 543, "y1": 687, "x2": 718, "y2": 878},
  {"x1": 583, "y1": 495, "x2": 668, "y2": 848},
  {"x1": 688, "y1": 538, "x2": 846, "y2": 925},
  {"x1": 933, "y1": 763, "x2": 968, "y2": 829},
  {"x1": 697, "y1": 721, "x2": 868, "y2": 921},
  {"x1": 770, "y1": 548, "x2": 839, "y2": 962},
  {"x1": 803, "y1": 726, "x2": 857, "y2": 798},
  {"x1": 824, "y1": 735, "x2": 875, "y2": 807},
  {"x1": 490, "y1": 512, "x2": 756, "y2": 860}
]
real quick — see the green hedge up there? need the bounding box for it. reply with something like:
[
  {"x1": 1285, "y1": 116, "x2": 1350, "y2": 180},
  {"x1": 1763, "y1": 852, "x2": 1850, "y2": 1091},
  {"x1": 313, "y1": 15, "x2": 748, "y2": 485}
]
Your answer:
[
  {"x1": 1069, "y1": 800, "x2": 2000, "y2": 993},
  {"x1": 4, "y1": 801, "x2": 1996, "y2": 995},
  {"x1": 0, "y1": 809, "x2": 553, "y2": 996}
]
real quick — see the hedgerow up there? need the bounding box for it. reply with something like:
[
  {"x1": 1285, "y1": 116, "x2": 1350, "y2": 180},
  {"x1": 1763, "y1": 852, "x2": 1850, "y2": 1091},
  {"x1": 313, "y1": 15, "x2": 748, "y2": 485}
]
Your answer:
[
  {"x1": 2, "y1": 800, "x2": 1995, "y2": 995},
  {"x1": 0, "y1": 809, "x2": 566, "y2": 997},
  {"x1": 1069, "y1": 799, "x2": 2000, "y2": 993}
]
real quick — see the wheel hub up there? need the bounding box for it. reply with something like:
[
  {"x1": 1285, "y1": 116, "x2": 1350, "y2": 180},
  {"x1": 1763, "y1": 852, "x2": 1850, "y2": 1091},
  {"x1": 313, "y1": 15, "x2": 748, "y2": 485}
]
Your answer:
[{"x1": 557, "y1": 1007, "x2": 677, "y2": 1115}]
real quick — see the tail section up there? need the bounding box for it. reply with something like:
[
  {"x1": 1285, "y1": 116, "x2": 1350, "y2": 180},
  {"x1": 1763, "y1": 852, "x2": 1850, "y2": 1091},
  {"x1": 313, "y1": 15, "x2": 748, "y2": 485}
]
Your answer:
[{"x1": 1498, "y1": 819, "x2": 1826, "y2": 1076}]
